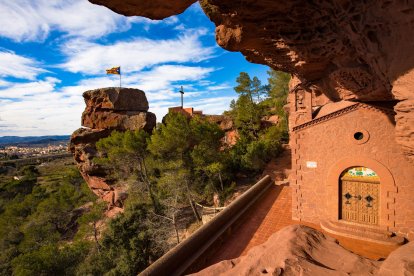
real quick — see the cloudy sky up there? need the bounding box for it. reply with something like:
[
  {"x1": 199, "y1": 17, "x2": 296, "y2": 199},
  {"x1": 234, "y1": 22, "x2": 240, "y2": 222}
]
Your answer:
[{"x1": 0, "y1": 0, "x2": 269, "y2": 136}]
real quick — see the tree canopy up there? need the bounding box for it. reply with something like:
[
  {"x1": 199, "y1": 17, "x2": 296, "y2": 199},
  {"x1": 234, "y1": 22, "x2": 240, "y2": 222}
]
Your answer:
[
  {"x1": 0, "y1": 69, "x2": 291, "y2": 275},
  {"x1": 227, "y1": 70, "x2": 290, "y2": 171}
]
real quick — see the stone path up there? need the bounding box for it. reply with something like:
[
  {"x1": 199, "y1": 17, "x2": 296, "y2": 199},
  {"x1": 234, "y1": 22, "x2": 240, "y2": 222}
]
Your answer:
[
  {"x1": 240, "y1": 183, "x2": 292, "y2": 255},
  {"x1": 206, "y1": 183, "x2": 293, "y2": 265},
  {"x1": 206, "y1": 182, "x2": 400, "y2": 267}
]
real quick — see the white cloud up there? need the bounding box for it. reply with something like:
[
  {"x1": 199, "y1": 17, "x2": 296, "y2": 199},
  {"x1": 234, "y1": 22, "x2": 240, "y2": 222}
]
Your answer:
[
  {"x1": 145, "y1": 95, "x2": 237, "y2": 123},
  {"x1": 0, "y1": 79, "x2": 10, "y2": 87},
  {"x1": 187, "y1": 96, "x2": 236, "y2": 115},
  {"x1": 0, "y1": 78, "x2": 84, "y2": 136},
  {"x1": 72, "y1": 64, "x2": 214, "y2": 94},
  {"x1": 0, "y1": 60, "x2": 234, "y2": 136},
  {"x1": 0, "y1": 0, "x2": 164, "y2": 42},
  {"x1": 137, "y1": 65, "x2": 215, "y2": 91},
  {"x1": 0, "y1": 77, "x2": 61, "y2": 99},
  {"x1": 0, "y1": 50, "x2": 47, "y2": 80},
  {"x1": 0, "y1": 0, "x2": 238, "y2": 136},
  {"x1": 174, "y1": 24, "x2": 187, "y2": 31},
  {"x1": 60, "y1": 32, "x2": 215, "y2": 75},
  {"x1": 207, "y1": 84, "x2": 232, "y2": 91},
  {"x1": 70, "y1": 64, "x2": 218, "y2": 120}
]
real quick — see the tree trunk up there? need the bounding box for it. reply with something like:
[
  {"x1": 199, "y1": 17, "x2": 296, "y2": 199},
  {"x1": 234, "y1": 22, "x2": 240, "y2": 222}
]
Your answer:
[
  {"x1": 218, "y1": 171, "x2": 224, "y2": 191},
  {"x1": 93, "y1": 221, "x2": 101, "y2": 253},
  {"x1": 189, "y1": 198, "x2": 201, "y2": 222},
  {"x1": 172, "y1": 213, "x2": 180, "y2": 244},
  {"x1": 137, "y1": 159, "x2": 159, "y2": 212},
  {"x1": 141, "y1": 158, "x2": 156, "y2": 201},
  {"x1": 186, "y1": 180, "x2": 201, "y2": 222}
]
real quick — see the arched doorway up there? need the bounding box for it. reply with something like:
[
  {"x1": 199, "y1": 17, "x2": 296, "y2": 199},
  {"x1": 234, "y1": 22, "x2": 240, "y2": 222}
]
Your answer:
[{"x1": 339, "y1": 167, "x2": 380, "y2": 225}]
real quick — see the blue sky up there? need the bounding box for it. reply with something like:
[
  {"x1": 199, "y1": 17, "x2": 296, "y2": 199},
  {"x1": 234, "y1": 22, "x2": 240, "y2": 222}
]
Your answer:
[{"x1": 0, "y1": 0, "x2": 269, "y2": 136}]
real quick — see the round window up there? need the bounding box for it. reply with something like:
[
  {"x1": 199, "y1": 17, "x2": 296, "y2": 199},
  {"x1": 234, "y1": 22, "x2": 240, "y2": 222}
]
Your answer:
[
  {"x1": 354, "y1": 132, "x2": 364, "y2": 140},
  {"x1": 351, "y1": 129, "x2": 369, "y2": 144}
]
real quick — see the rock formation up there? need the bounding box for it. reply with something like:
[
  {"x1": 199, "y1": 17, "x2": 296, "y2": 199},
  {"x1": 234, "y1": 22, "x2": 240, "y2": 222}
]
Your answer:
[
  {"x1": 378, "y1": 242, "x2": 414, "y2": 276},
  {"x1": 205, "y1": 115, "x2": 238, "y2": 146},
  {"x1": 192, "y1": 225, "x2": 414, "y2": 276},
  {"x1": 88, "y1": 0, "x2": 196, "y2": 19},
  {"x1": 88, "y1": 0, "x2": 414, "y2": 162},
  {"x1": 69, "y1": 87, "x2": 156, "y2": 211},
  {"x1": 192, "y1": 225, "x2": 381, "y2": 275},
  {"x1": 206, "y1": 114, "x2": 280, "y2": 147}
]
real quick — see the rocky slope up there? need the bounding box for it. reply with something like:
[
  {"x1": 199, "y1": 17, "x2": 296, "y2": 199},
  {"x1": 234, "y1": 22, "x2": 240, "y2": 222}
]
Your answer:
[
  {"x1": 192, "y1": 225, "x2": 414, "y2": 276},
  {"x1": 69, "y1": 87, "x2": 156, "y2": 212},
  {"x1": 87, "y1": 0, "x2": 414, "y2": 163}
]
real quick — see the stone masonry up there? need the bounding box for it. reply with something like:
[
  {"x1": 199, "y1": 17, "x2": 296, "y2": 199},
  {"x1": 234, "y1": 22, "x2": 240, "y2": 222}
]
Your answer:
[{"x1": 289, "y1": 87, "x2": 414, "y2": 240}]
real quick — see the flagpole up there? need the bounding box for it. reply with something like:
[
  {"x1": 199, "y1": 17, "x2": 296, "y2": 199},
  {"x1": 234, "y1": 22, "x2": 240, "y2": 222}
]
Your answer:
[{"x1": 119, "y1": 73, "x2": 121, "y2": 90}]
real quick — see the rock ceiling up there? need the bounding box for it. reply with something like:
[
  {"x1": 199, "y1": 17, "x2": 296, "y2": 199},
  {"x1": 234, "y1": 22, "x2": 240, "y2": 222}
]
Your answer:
[{"x1": 88, "y1": 0, "x2": 414, "y2": 162}]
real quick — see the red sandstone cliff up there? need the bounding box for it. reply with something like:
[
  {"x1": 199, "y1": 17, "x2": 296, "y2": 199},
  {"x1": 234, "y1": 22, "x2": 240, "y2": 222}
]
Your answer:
[
  {"x1": 69, "y1": 87, "x2": 156, "y2": 212},
  {"x1": 87, "y1": 0, "x2": 414, "y2": 163},
  {"x1": 192, "y1": 225, "x2": 414, "y2": 276}
]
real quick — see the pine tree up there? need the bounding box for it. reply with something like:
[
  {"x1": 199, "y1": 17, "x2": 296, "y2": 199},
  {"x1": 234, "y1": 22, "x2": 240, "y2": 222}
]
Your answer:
[
  {"x1": 95, "y1": 129, "x2": 159, "y2": 212},
  {"x1": 267, "y1": 70, "x2": 290, "y2": 101},
  {"x1": 234, "y1": 72, "x2": 254, "y2": 101}
]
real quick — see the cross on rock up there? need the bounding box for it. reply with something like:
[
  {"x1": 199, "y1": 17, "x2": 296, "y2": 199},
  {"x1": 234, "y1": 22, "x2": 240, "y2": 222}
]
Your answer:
[{"x1": 179, "y1": 86, "x2": 184, "y2": 108}]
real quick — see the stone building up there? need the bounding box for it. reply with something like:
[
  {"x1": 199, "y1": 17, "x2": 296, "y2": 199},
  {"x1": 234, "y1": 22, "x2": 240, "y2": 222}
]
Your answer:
[
  {"x1": 168, "y1": 106, "x2": 203, "y2": 118},
  {"x1": 289, "y1": 86, "x2": 414, "y2": 242}
]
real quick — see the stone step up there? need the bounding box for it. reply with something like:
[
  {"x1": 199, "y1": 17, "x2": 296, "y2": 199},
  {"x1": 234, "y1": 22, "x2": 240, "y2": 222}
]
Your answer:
[{"x1": 320, "y1": 220, "x2": 405, "y2": 246}]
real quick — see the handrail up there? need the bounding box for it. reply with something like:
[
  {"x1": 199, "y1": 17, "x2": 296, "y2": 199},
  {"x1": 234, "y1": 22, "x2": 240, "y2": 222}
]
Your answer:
[
  {"x1": 195, "y1": 202, "x2": 226, "y2": 211},
  {"x1": 139, "y1": 175, "x2": 272, "y2": 276}
]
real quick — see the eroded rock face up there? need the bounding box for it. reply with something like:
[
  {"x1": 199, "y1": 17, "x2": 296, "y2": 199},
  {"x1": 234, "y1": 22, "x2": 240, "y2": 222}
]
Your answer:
[
  {"x1": 199, "y1": 1, "x2": 413, "y2": 98},
  {"x1": 69, "y1": 88, "x2": 156, "y2": 211},
  {"x1": 205, "y1": 115, "x2": 239, "y2": 146},
  {"x1": 83, "y1": 87, "x2": 149, "y2": 111},
  {"x1": 192, "y1": 225, "x2": 381, "y2": 275},
  {"x1": 88, "y1": 0, "x2": 196, "y2": 19},
  {"x1": 200, "y1": 0, "x2": 414, "y2": 161},
  {"x1": 378, "y1": 242, "x2": 414, "y2": 276},
  {"x1": 90, "y1": 0, "x2": 414, "y2": 162},
  {"x1": 206, "y1": 115, "x2": 233, "y2": 131},
  {"x1": 82, "y1": 109, "x2": 156, "y2": 131}
]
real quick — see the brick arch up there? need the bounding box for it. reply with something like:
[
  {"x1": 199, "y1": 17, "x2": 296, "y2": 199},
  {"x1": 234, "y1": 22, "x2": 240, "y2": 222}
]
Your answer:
[{"x1": 325, "y1": 156, "x2": 397, "y2": 231}]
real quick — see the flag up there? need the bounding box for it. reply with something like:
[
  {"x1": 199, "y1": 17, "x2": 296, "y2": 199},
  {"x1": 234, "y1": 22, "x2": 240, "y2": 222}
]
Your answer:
[{"x1": 106, "y1": 66, "x2": 120, "y2": 75}]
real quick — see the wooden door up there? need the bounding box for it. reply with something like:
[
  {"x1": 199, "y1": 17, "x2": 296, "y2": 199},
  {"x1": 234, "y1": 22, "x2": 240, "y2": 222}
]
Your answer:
[
  {"x1": 340, "y1": 178, "x2": 379, "y2": 225},
  {"x1": 341, "y1": 180, "x2": 359, "y2": 222},
  {"x1": 358, "y1": 181, "x2": 379, "y2": 224}
]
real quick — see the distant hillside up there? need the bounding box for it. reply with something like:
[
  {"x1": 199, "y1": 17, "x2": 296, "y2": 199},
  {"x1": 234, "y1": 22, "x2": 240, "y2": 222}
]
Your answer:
[{"x1": 0, "y1": 135, "x2": 70, "y2": 146}]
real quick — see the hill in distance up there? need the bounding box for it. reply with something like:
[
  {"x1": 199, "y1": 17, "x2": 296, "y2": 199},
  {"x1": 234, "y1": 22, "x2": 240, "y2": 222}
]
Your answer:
[{"x1": 0, "y1": 135, "x2": 70, "y2": 147}]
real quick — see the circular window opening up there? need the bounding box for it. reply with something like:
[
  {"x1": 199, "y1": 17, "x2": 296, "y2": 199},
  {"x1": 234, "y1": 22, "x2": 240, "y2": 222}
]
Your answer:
[{"x1": 354, "y1": 132, "x2": 364, "y2": 140}]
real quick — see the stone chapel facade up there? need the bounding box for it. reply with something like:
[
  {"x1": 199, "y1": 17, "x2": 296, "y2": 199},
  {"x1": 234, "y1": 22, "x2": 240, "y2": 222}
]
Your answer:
[{"x1": 288, "y1": 85, "x2": 414, "y2": 242}]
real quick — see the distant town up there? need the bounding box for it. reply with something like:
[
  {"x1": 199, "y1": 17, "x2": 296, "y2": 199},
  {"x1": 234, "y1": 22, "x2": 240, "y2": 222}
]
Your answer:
[
  {"x1": 0, "y1": 144, "x2": 68, "y2": 160},
  {"x1": 0, "y1": 136, "x2": 70, "y2": 160}
]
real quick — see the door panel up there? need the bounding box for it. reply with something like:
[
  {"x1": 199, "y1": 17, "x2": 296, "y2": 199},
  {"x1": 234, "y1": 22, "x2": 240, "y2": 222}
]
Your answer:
[
  {"x1": 341, "y1": 180, "x2": 359, "y2": 223},
  {"x1": 341, "y1": 179, "x2": 379, "y2": 225},
  {"x1": 358, "y1": 181, "x2": 379, "y2": 225}
]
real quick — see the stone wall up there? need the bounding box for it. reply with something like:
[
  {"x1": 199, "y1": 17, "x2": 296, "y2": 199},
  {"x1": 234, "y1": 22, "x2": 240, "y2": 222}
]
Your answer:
[{"x1": 290, "y1": 103, "x2": 414, "y2": 240}]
